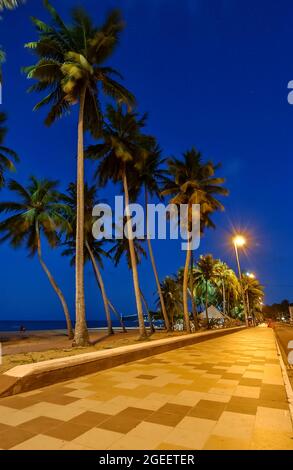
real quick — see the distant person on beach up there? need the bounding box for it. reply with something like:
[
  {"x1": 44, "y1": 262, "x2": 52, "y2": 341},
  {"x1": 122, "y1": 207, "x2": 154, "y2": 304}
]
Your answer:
[{"x1": 19, "y1": 324, "x2": 26, "y2": 337}]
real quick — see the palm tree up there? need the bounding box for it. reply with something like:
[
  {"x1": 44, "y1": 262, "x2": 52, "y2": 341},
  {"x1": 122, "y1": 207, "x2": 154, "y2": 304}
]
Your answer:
[
  {"x1": 195, "y1": 254, "x2": 217, "y2": 328},
  {"x1": 24, "y1": 1, "x2": 135, "y2": 346},
  {"x1": 0, "y1": 177, "x2": 74, "y2": 338},
  {"x1": 177, "y1": 265, "x2": 199, "y2": 329},
  {"x1": 213, "y1": 261, "x2": 241, "y2": 316},
  {"x1": 108, "y1": 232, "x2": 154, "y2": 334},
  {"x1": 214, "y1": 260, "x2": 229, "y2": 315},
  {"x1": 0, "y1": 0, "x2": 25, "y2": 9},
  {"x1": 61, "y1": 183, "x2": 117, "y2": 335},
  {"x1": 87, "y1": 105, "x2": 154, "y2": 339},
  {"x1": 158, "y1": 276, "x2": 182, "y2": 330},
  {"x1": 242, "y1": 274, "x2": 264, "y2": 324},
  {"x1": 0, "y1": 113, "x2": 19, "y2": 188},
  {"x1": 131, "y1": 142, "x2": 171, "y2": 331},
  {"x1": 162, "y1": 148, "x2": 228, "y2": 333}
]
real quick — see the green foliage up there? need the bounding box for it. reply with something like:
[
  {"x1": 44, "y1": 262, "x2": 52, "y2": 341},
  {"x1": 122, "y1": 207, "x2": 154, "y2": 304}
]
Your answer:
[
  {"x1": 162, "y1": 148, "x2": 228, "y2": 231},
  {"x1": 0, "y1": 113, "x2": 19, "y2": 188},
  {"x1": 24, "y1": 1, "x2": 135, "y2": 133},
  {"x1": 0, "y1": 177, "x2": 69, "y2": 255}
]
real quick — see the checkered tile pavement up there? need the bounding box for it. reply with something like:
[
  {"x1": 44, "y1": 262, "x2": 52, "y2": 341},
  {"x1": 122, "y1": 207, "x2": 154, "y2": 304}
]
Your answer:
[{"x1": 0, "y1": 328, "x2": 292, "y2": 450}]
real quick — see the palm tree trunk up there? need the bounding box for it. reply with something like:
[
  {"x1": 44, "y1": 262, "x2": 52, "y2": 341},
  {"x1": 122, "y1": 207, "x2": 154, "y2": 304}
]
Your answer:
[
  {"x1": 74, "y1": 85, "x2": 89, "y2": 347},
  {"x1": 108, "y1": 300, "x2": 127, "y2": 332},
  {"x1": 36, "y1": 228, "x2": 73, "y2": 340},
  {"x1": 140, "y1": 288, "x2": 155, "y2": 334},
  {"x1": 86, "y1": 241, "x2": 114, "y2": 335},
  {"x1": 183, "y1": 236, "x2": 191, "y2": 333},
  {"x1": 145, "y1": 187, "x2": 170, "y2": 331},
  {"x1": 222, "y1": 280, "x2": 226, "y2": 315},
  {"x1": 190, "y1": 250, "x2": 199, "y2": 330},
  {"x1": 122, "y1": 169, "x2": 147, "y2": 339},
  {"x1": 205, "y1": 280, "x2": 210, "y2": 329}
]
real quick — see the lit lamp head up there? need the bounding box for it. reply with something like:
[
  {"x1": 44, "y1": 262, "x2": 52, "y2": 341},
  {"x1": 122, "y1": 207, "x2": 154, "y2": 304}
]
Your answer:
[
  {"x1": 233, "y1": 235, "x2": 246, "y2": 247},
  {"x1": 246, "y1": 272, "x2": 255, "y2": 279}
]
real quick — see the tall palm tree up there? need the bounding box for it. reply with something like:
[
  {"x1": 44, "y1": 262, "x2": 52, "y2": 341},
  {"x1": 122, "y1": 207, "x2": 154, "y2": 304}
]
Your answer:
[
  {"x1": 195, "y1": 254, "x2": 217, "y2": 328},
  {"x1": 24, "y1": 1, "x2": 135, "y2": 346},
  {"x1": 0, "y1": 113, "x2": 19, "y2": 188},
  {"x1": 158, "y1": 276, "x2": 182, "y2": 330},
  {"x1": 214, "y1": 261, "x2": 241, "y2": 316},
  {"x1": 61, "y1": 183, "x2": 116, "y2": 335},
  {"x1": 162, "y1": 148, "x2": 228, "y2": 333},
  {"x1": 242, "y1": 274, "x2": 264, "y2": 324},
  {"x1": 214, "y1": 260, "x2": 230, "y2": 315},
  {"x1": 87, "y1": 105, "x2": 154, "y2": 339},
  {"x1": 177, "y1": 265, "x2": 199, "y2": 329},
  {"x1": 0, "y1": 0, "x2": 25, "y2": 9},
  {"x1": 131, "y1": 142, "x2": 171, "y2": 331},
  {"x1": 0, "y1": 177, "x2": 74, "y2": 338},
  {"x1": 108, "y1": 233, "x2": 153, "y2": 334}
]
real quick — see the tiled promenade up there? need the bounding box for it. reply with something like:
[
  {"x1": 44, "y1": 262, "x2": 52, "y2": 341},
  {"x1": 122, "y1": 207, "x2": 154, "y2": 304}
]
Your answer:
[{"x1": 0, "y1": 328, "x2": 292, "y2": 450}]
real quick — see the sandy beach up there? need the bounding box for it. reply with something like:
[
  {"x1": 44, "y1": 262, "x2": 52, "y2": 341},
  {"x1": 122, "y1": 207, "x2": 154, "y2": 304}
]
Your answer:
[{"x1": 0, "y1": 328, "x2": 184, "y2": 374}]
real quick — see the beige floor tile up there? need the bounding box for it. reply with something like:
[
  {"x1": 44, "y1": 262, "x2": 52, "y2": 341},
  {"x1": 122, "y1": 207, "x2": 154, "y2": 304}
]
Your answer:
[
  {"x1": 11, "y1": 435, "x2": 65, "y2": 450},
  {"x1": 156, "y1": 442, "x2": 191, "y2": 450},
  {"x1": 164, "y1": 427, "x2": 210, "y2": 449},
  {"x1": 127, "y1": 421, "x2": 173, "y2": 444},
  {"x1": 109, "y1": 435, "x2": 159, "y2": 450},
  {"x1": 65, "y1": 389, "x2": 96, "y2": 399},
  {"x1": 203, "y1": 434, "x2": 250, "y2": 450},
  {"x1": 233, "y1": 385, "x2": 261, "y2": 399},
  {"x1": 60, "y1": 442, "x2": 94, "y2": 450},
  {"x1": 168, "y1": 391, "x2": 203, "y2": 407},
  {"x1": 255, "y1": 407, "x2": 293, "y2": 433},
  {"x1": 250, "y1": 428, "x2": 293, "y2": 450},
  {"x1": 243, "y1": 371, "x2": 264, "y2": 379},
  {"x1": 0, "y1": 410, "x2": 39, "y2": 426},
  {"x1": 204, "y1": 392, "x2": 231, "y2": 403},
  {"x1": 73, "y1": 428, "x2": 123, "y2": 449},
  {"x1": 176, "y1": 416, "x2": 217, "y2": 433},
  {"x1": 212, "y1": 411, "x2": 255, "y2": 440}
]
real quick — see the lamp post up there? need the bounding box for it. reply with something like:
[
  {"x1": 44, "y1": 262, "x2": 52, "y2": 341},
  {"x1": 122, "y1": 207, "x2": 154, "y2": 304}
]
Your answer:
[{"x1": 233, "y1": 235, "x2": 249, "y2": 327}]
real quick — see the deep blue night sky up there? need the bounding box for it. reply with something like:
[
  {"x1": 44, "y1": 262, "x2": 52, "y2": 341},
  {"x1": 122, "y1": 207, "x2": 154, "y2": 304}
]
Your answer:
[{"x1": 1, "y1": 0, "x2": 293, "y2": 322}]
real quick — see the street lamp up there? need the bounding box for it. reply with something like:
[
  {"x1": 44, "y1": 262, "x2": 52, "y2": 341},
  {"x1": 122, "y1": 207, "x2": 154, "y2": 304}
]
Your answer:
[
  {"x1": 233, "y1": 235, "x2": 249, "y2": 327},
  {"x1": 246, "y1": 272, "x2": 255, "y2": 279}
]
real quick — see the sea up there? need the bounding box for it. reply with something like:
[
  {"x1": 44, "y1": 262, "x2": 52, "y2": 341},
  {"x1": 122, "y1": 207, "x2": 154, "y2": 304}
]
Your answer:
[{"x1": 0, "y1": 319, "x2": 141, "y2": 332}]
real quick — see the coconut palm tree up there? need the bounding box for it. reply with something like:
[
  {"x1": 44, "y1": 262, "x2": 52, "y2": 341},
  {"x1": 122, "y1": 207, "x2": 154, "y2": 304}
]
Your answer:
[
  {"x1": 87, "y1": 105, "x2": 154, "y2": 339},
  {"x1": 24, "y1": 1, "x2": 135, "y2": 346},
  {"x1": 130, "y1": 141, "x2": 171, "y2": 331},
  {"x1": 108, "y1": 232, "x2": 154, "y2": 333},
  {"x1": 195, "y1": 254, "x2": 218, "y2": 328},
  {"x1": 162, "y1": 148, "x2": 228, "y2": 333},
  {"x1": 214, "y1": 260, "x2": 230, "y2": 315},
  {"x1": 213, "y1": 261, "x2": 241, "y2": 316},
  {"x1": 177, "y1": 265, "x2": 199, "y2": 329},
  {"x1": 158, "y1": 276, "x2": 182, "y2": 330},
  {"x1": 242, "y1": 274, "x2": 264, "y2": 324},
  {"x1": 0, "y1": 113, "x2": 19, "y2": 188},
  {"x1": 0, "y1": 0, "x2": 25, "y2": 9},
  {"x1": 61, "y1": 183, "x2": 127, "y2": 335},
  {"x1": 0, "y1": 177, "x2": 74, "y2": 338}
]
